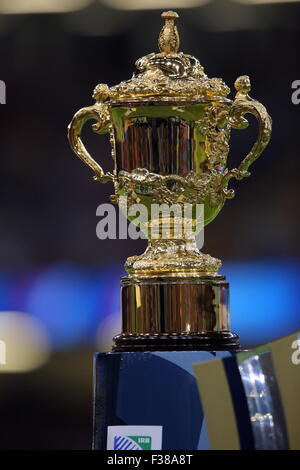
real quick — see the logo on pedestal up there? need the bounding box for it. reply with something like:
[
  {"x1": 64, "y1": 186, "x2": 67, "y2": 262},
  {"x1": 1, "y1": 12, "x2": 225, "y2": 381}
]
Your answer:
[{"x1": 114, "y1": 435, "x2": 151, "y2": 450}]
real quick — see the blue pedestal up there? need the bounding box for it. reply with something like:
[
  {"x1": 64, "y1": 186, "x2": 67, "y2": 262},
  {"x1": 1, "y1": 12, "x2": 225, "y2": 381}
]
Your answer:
[{"x1": 93, "y1": 350, "x2": 232, "y2": 450}]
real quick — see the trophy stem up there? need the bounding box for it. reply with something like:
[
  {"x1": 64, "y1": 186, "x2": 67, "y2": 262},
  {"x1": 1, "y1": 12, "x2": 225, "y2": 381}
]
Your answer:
[{"x1": 113, "y1": 275, "x2": 240, "y2": 351}]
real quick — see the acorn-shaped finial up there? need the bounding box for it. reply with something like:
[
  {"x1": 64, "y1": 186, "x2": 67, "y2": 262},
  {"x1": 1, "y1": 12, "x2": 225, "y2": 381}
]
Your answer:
[{"x1": 158, "y1": 11, "x2": 180, "y2": 54}]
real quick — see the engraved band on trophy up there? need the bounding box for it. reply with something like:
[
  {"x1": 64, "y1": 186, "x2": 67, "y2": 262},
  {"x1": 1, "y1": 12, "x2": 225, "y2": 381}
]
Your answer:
[{"x1": 68, "y1": 11, "x2": 272, "y2": 351}]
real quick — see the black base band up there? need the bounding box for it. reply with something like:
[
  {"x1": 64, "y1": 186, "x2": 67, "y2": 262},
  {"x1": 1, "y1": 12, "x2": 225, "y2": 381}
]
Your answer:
[{"x1": 113, "y1": 331, "x2": 240, "y2": 352}]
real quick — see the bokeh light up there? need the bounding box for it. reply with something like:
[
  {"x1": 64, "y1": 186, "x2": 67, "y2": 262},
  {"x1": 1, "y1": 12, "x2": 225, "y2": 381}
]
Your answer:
[
  {"x1": 0, "y1": 0, "x2": 93, "y2": 14},
  {"x1": 0, "y1": 311, "x2": 51, "y2": 373}
]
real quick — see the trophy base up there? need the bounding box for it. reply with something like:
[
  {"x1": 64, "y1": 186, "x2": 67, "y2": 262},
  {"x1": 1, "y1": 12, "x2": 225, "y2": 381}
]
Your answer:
[
  {"x1": 113, "y1": 274, "x2": 240, "y2": 352},
  {"x1": 113, "y1": 331, "x2": 240, "y2": 352}
]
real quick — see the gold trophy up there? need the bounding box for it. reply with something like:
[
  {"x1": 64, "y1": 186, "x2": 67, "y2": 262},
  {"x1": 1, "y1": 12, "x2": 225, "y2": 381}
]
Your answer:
[{"x1": 68, "y1": 11, "x2": 272, "y2": 351}]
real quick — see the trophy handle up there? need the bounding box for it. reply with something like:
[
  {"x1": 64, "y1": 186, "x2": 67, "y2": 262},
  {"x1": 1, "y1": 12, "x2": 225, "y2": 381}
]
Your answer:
[
  {"x1": 222, "y1": 75, "x2": 272, "y2": 196},
  {"x1": 67, "y1": 84, "x2": 114, "y2": 183}
]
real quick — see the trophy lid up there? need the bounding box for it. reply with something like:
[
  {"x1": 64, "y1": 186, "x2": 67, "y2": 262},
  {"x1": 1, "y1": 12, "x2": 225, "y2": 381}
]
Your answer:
[{"x1": 108, "y1": 11, "x2": 230, "y2": 104}]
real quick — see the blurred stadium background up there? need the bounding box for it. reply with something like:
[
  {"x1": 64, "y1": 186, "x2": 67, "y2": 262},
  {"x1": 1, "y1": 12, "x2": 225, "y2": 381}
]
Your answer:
[{"x1": 0, "y1": 0, "x2": 300, "y2": 449}]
